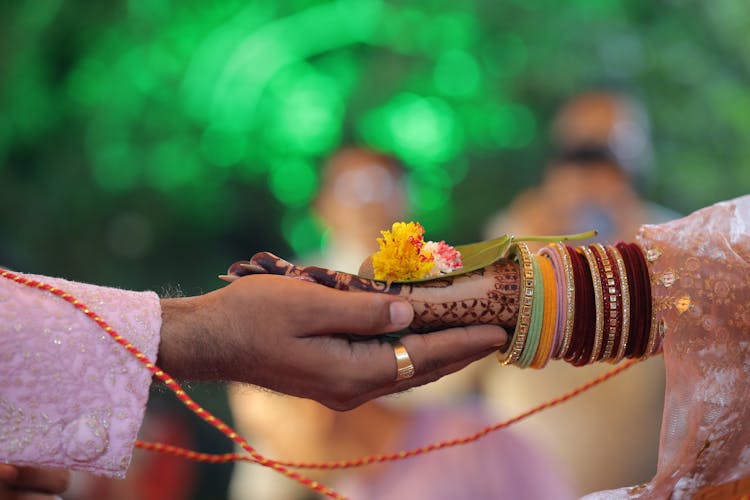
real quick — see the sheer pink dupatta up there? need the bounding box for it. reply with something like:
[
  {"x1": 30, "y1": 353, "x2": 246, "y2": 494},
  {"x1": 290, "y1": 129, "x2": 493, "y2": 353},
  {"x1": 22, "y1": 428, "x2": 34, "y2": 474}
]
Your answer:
[{"x1": 587, "y1": 195, "x2": 750, "y2": 499}]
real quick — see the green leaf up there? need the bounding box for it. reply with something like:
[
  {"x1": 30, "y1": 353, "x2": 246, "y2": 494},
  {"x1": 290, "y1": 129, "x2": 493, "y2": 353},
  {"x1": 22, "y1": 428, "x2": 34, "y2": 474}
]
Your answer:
[{"x1": 359, "y1": 230, "x2": 596, "y2": 283}]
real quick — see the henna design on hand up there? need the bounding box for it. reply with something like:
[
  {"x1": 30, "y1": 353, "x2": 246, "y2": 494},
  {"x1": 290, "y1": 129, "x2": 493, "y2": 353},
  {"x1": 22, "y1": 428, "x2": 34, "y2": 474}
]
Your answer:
[
  {"x1": 408, "y1": 261, "x2": 520, "y2": 332},
  {"x1": 222, "y1": 252, "x2": 521, "y2": 333}
]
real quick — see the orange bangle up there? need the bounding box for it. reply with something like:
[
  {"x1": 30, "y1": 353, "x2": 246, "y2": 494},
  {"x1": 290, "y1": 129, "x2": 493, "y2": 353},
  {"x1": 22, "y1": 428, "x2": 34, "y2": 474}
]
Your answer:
[{"x1": 531, "y1": 254, "x2": 557, "y2": 368}]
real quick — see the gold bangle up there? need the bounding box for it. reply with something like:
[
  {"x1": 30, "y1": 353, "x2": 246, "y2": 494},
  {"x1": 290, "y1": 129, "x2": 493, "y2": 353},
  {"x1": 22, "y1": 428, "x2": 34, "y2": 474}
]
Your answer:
[
  {"x1": 593, "y1": 243, "x2": 618, "y2": 361},
  {"x1": 553, "y1": 242, "x2": 575, "y2": 359},
  {"x1": 579, "y1": 245, "x2": 604, "y2": 365},
  {"x1": 642, "y1": 244, "x2": 660, "y2": 357},
  {"x1": 607, "y1": 245, "x2": 630, "y2": 363},
  {"x1": 498, "y1": 242, "x2": 533, "y2": 366}
]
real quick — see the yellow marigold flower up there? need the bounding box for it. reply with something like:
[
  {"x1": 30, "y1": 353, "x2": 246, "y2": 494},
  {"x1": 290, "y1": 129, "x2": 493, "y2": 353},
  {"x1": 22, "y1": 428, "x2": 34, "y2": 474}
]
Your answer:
[{"x1": 372, "y1": 222, "x2": 435, "y2": 281}]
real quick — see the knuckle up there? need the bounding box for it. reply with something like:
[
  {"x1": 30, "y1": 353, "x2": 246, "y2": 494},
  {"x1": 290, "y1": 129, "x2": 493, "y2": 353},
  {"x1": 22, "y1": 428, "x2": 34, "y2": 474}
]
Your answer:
[{"x1": 417, "y1": 354, "x2": 445, "y2": 374}]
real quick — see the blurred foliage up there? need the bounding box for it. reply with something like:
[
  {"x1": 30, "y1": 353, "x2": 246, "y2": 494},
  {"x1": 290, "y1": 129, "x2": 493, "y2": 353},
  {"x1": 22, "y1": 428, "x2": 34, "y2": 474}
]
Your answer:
[{"x1": 1, "y1": 0, "x2": 750, "y2": 293}]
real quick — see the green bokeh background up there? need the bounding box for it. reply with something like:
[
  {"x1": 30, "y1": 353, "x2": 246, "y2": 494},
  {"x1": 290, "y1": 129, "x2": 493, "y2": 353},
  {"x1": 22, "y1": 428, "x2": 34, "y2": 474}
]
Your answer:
[
  {"x1": 1, "y1": 1, "x2": 749, "y2": 496},
  {"x1": 3, "y1": 0, "x2": 750, "y2": 293}
]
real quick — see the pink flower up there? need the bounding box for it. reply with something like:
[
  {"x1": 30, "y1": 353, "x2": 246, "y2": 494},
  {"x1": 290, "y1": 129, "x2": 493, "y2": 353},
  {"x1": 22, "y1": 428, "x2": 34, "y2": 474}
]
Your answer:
[{"x1": 424, "y1": 240, "x2": 463, "y2": 276}]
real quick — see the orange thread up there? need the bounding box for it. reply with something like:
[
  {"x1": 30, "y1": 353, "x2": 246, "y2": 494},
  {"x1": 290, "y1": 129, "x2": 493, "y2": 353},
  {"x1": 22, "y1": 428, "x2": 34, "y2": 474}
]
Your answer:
[
  {"x1": 2, "y1": 268, "x2": 641, "y2": 494},
  {"x1": 133, "y1": 356, "x2": 639, "y2": 469}
]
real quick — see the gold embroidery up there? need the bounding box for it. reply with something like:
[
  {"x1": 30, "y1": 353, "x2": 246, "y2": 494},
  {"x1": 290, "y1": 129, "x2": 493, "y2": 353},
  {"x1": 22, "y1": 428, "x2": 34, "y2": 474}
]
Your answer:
[{"x1": 675, "y1": 296, "x2": 692, "y2": 314}]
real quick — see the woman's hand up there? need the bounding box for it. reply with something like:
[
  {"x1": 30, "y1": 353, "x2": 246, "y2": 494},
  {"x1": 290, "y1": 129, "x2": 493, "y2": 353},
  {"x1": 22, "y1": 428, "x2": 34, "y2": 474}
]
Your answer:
[
  {"x1": 224, "y1": 251, "x2": 521, "y2": 333},
  {"x1": 158, "y1": 272, "x2": 508, "y2": 410}
]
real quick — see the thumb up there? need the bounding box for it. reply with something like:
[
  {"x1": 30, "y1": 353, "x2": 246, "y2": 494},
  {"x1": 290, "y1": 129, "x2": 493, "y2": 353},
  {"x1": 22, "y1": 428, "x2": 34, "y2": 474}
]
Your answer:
[
  {"x1": 0, "y1": 464, "x2": 18, "y2": 482},
  {"x1": 306, "y1": 287, "x2": 414, "y2": 336}
]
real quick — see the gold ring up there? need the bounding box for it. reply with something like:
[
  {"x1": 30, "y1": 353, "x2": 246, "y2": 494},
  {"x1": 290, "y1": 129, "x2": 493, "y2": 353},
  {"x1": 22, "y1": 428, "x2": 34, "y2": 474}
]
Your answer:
[{"x1": 392, "y1": 341, "x2": 415, "y2": 381}]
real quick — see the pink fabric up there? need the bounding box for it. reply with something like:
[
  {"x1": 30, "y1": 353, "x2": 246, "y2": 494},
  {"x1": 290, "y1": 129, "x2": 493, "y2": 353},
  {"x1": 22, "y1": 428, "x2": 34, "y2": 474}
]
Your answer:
[
  {"x1": 584, "y1": 195, "x2": 750, "y2": 499},
  {"x1": 0, "y1": 272, "x2": 161, "y2": 478}
]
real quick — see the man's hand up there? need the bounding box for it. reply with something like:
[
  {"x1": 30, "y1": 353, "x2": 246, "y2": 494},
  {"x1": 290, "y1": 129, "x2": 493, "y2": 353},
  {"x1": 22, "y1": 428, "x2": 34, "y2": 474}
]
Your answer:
[
  {"x1": 157, "y1": 274, "x2": 507, "y2": 410},
  {"x1": 0, "y1": 465, "x2": 70, "y2": 499}
]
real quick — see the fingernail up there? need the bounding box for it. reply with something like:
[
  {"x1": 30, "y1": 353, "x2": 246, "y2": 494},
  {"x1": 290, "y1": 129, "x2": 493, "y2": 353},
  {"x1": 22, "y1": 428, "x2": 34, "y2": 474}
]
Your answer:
[{"x1": 389, "y1": 301, "x2": 413, "y2": 327}]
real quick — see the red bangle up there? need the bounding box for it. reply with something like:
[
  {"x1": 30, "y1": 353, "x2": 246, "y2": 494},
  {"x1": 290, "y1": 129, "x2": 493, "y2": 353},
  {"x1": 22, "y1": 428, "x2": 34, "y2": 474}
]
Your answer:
[
  {"x1": 564, "y1": 245, "x2": 586, "y2": 361},
  {"x1": 589, "y1": 246, "x2": 609, "y2": 362},
  {"x1": 573, "y1": 247, "x2": 596, "y2": 366},
  {"x1": 616, "y1": 243, "x2": 638, "y2": 357},
  {"x1": 629, "y1": 243, "x2": 653, "y2": 358},
  {"x1": 593, "y1": 244, "x2": 621, "y2": 362},
  {"x1": 616, "y1": 242, "x2": 645, "y2": 358},
  {"x1": 579, "y1": 245, "x2": 604, "y2": 363},
  {"x1": 605, "y1": 245, "x2": 629, "y2": 363}
]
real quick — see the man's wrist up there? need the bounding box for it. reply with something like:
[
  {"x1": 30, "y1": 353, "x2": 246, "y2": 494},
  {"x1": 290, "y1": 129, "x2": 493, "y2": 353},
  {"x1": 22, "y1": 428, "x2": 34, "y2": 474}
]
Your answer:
[{"x1": 157, "y1": 296, "x2": 219, "y2": 380}]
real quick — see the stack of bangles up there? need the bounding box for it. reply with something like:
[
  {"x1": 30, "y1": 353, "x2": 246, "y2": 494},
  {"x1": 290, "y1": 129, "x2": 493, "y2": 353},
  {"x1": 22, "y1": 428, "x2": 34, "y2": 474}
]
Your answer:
[{"x1": 497, "y1": 241, "x2": 659, "y2": 369}]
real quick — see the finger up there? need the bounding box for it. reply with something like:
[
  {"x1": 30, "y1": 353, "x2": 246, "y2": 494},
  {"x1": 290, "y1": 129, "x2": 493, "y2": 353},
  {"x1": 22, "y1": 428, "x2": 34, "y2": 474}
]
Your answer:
[
  {"x1": 0, "y1": 464, "x2": 18, "y2": 482},
  {"x1": 297, "y1": 266, "x2": 348, "y2": 289},
  {"x1": 387, "y1": 346, "x2": 497, "y2": 391},
  {"x1": 7, "y1": 467, "x2": 70, "y2": 494},
  {"x1": 226, "y1": 260, "x2": 267, "y2": 277},
  {"x1": 301, "y1": 266, "x2": 398, "y2": 293},
  {"x1": 300, "y1": 285, "x2": 414, "y2": 335},
  {"x1": 0, "y1": 490, "x2": 63, "y2": 500},
  {"x1": 351, "y1": 325, "x2": 508, "y2": 388},
  {"x1": 249, "y1": 252, "x2": 298, "y2": 276},
  {"x1": 402, "y1": 326, "x2": 508, "y2": 372},
  {"x1": 300, "y1": 266, "x2": 382, "y2": 293},
  {"x1": 354, "y1": 347, "x2": 498, "y2": 405}
]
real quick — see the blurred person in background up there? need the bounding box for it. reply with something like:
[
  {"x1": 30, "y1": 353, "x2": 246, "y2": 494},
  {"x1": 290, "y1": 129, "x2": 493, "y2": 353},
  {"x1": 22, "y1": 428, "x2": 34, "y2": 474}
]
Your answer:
[
  {"x1": 485, "y1": 90, "x2": 676, "y2": 245},
  {"x1": 228, "y1": 147, "x2": 573, "y2": 500},
  {"x1": 481, "y1": 90, "x2": 677, "y2": 496}
]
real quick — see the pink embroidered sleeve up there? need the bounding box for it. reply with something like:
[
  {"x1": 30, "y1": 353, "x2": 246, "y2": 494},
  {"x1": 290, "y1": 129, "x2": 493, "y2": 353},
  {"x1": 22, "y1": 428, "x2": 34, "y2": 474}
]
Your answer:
[
  {"x1": 0, "y1": 272, "x2": 162, "y2": 478},
  {"x1": 584, "y1": 195, "x2": 750, "y2": 498}
]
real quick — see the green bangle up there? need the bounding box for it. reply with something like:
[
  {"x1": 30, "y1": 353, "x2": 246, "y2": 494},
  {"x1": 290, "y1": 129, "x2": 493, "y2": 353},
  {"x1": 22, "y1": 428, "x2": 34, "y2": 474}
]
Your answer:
[{"x1": 518, "y1": 253, "x2": 544, "y2": 368}]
